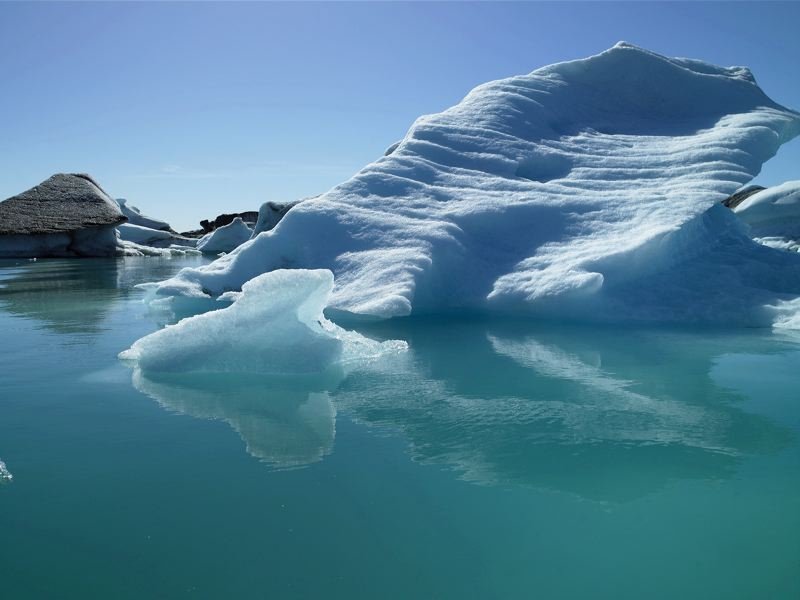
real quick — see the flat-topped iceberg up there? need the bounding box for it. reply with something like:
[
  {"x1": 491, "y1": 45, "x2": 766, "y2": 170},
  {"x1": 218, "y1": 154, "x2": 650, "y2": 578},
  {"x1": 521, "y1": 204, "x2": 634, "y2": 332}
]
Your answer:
[
  {"x1": 147, "y1": 43, "x2": 800, "y2": 326},
  {"x1": 120, "y1": 269, "x2": 406, "y2": 373}
]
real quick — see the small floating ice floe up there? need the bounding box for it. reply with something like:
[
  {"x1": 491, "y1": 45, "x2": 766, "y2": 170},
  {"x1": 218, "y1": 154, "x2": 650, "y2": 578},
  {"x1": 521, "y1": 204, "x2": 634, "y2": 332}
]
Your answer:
[
  {"x1": 120, "y1": 269, "x2": 407, "y2": 374},
  {"x1": 0, "y1": 460, "x2": 12, "y2": 483}
]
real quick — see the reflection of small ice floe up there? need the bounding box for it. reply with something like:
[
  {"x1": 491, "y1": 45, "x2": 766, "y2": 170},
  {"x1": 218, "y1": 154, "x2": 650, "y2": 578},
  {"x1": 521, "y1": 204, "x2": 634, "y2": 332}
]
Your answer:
[{"x1": 0, "y1": 460, "x2": 12, "y2": 483}]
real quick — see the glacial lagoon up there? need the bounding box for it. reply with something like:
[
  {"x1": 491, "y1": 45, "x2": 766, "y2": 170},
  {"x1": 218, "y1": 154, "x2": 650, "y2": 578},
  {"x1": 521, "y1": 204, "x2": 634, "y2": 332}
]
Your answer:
[{"x1": 1, "y1": 257, "x2": 799, "y2": 598}]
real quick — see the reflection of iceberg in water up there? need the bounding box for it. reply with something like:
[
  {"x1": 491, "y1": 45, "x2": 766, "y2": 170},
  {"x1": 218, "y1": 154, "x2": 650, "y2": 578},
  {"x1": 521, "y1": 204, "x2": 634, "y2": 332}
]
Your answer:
[
  {"x1": 128, "y1": 315, "x2": 795, "y2": 499},
  {"x1": 0, "y1": 258, "x2": 120, "y2": 334},
  {"x1": 487, "y1": 334, "x2": 731, "y2": 453},
  {"x1": 335, "y1": 320, "x2": 794, "y2": 501},
  {"x1": 131, "y1": 370, "x2": 336, "y2": 469},
  {"x1": 0, "y1": 256, "x2": 206, "y2": 335}
]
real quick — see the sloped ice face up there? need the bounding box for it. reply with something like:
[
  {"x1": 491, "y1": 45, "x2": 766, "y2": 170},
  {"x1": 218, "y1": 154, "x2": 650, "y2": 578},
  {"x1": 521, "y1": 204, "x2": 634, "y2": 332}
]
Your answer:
[
  {"x1": 196, "y1": 217, "x2": 253, "y2": 254},
  {"x1": 734, "y1": 181, "x2": 800, "y2": 251},
  {"x1": 120, "y1": 269, "x2": 407, "y2": 373},
  {"x1": 148, "y1": 43, "x2": 800, "y2": 326},
  {"x1": 116, "y1": 198, "x2": 171, "y2": 231}
]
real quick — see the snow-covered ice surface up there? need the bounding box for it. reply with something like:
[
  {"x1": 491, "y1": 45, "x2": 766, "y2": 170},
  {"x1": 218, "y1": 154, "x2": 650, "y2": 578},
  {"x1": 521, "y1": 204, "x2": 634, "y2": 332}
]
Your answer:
[
  {"x1": 149, "y1": 43, "x2": 800, "y2": 327},
  {"x1": 120, "y1": 269, "x2": 407, "y2": 374},
  {"x1": 196, "y1": 217, "x2": 253, "y2": 254},
  {"x1": 115, "y1": 198, "x2": 171, "y2": 231},
  {"x1": 734, "y1": 181, "x2": 800, "y2": 250}
]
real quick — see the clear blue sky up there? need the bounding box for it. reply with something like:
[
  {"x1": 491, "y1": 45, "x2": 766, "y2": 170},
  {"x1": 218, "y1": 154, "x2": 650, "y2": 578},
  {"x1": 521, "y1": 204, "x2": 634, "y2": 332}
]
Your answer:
[{"x1": 1, "y1": 1, "x2": 798, "y2": 232}]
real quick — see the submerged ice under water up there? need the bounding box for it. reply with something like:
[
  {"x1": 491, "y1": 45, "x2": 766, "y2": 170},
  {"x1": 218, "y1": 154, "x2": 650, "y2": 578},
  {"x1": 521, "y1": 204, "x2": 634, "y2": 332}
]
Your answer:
[{"x1": 1, "y1": 257, "x2": 800, "y2": 598}]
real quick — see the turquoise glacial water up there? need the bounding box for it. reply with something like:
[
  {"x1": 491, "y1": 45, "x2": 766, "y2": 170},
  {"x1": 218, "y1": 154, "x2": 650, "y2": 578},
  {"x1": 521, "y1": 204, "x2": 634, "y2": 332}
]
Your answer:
[{"x1": 1, "y1": 257, "x2": 799, "y2": 599}]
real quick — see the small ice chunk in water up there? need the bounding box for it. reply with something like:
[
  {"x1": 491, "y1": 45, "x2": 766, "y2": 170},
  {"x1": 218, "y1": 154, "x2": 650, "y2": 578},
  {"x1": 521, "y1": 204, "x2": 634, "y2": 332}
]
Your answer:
[
  {"x1": 0, "y1": 460, "x2": 12, "y2": 482},
  {"x1": 120, "y1": 269, "x2": 406, "y2": 374}
]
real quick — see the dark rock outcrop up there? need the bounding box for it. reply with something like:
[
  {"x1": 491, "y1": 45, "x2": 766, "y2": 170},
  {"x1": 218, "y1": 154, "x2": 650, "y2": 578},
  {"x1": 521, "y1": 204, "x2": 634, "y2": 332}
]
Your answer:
[
  {"x1": 0, "y1": 174, "x2": 126, "y2": 258},
  {"x1": 178, "y1": 228, "x2": 207, "y2": 239},
  {"x1": 200, "y1": 211, "x2": 259, "y2": 233},
  {"x1": 0, "y1": 173, "x2": 125, "y2": 234},
  {"x1": 722, "y1": 185, "x2": 766, "y2": 209}
]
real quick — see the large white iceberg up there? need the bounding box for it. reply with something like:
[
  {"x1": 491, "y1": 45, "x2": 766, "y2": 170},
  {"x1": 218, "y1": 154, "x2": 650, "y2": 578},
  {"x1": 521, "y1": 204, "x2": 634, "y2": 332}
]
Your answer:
[
  {"x1": 120, "y1": 269, "x2": 406, "y2": 373},
  {"x1": 148, "y1": 43, "x2": 800, "y2": 326}
]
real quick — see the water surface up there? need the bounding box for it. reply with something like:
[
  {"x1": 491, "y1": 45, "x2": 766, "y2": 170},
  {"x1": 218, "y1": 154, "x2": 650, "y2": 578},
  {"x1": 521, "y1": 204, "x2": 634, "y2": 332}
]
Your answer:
[{"x1": 1, "y1": 257, "x2": 798, "y2": 598}]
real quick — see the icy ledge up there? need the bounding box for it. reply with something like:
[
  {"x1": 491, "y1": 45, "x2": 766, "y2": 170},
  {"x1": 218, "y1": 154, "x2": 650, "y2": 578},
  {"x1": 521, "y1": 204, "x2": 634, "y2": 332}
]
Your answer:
[
  {"x1": 146, "y1": 43, "x2": 800, "y2": 327},
  {"x1": 120, "y1": 269, "x2": 407, "y2": 373}
]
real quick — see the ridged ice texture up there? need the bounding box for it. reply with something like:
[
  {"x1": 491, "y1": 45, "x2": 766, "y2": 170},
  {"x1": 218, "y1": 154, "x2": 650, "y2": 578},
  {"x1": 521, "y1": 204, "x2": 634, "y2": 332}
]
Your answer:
[
  {"x1": 150, "y1": 43, "x2": 800, "y2": 325},
  {"x1": 120, "y1": 269, "x2": 406, "y2": 373}
]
